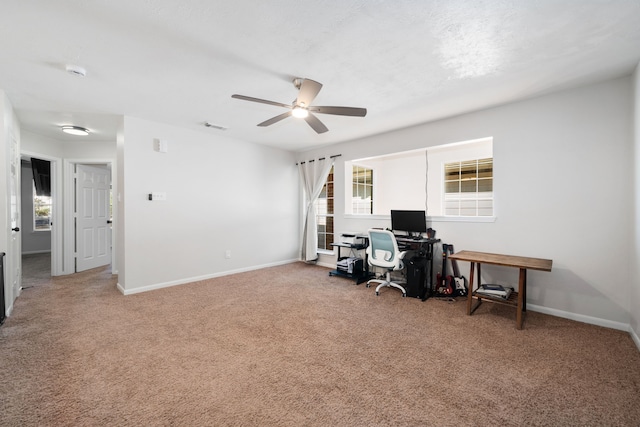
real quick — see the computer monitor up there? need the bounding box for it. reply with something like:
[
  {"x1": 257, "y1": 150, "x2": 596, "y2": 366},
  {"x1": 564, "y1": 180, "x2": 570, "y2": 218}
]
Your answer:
[{"x1": 390, "y1": 210, "x2": 427, "y2": 235}]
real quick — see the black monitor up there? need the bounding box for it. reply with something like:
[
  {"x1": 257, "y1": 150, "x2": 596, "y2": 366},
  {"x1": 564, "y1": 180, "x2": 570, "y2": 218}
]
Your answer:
[{"x1": 391, "y1": 210, "x2": 427, "y2": 235}]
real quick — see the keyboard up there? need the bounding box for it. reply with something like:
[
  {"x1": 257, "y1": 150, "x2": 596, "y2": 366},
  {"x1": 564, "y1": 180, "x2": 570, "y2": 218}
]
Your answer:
[{"x1": 395, "y1": 235, "x2": 423, "y2": 241}]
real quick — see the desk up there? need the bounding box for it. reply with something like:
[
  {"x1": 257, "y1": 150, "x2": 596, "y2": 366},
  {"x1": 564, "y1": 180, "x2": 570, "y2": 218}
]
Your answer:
[
  {"x1": 329, "y1": 236, "x2": 372, "y2": 284},
  {"x1": 395, "y1": 237, "x2": 440, "y2": 300},
  {"x1": 449, "y1": 251, "x2": 552, "y2": 329}
]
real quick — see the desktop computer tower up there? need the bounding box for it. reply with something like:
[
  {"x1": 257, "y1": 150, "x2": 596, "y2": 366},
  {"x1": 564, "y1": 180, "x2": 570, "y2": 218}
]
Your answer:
[{"x1": 405, "y1": 256, "x2": 427, "y2": 299}]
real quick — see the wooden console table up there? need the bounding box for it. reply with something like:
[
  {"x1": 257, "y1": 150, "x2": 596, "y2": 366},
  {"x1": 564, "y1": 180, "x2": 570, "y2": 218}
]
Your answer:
[{"x1": 449, "y1": 251, "x2": 552, "y2": 329}]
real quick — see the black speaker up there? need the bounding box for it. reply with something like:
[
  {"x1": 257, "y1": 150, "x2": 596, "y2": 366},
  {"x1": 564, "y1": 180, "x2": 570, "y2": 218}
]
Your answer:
[
  {"x1": 405, "y1": 256, "x2": 426, "y2": 298},
  {"x1": 0, "y1": 253, "x2": 5, "y2": 325}
]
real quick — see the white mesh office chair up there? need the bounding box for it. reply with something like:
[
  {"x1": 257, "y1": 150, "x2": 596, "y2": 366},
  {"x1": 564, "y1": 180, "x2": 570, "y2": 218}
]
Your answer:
[{"x1": 366, "y1": 229, "x2": 407, "y2": 297}]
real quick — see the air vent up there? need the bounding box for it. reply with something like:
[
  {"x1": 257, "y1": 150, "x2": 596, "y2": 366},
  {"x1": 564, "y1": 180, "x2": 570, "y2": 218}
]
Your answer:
[{"x1": 204, "y1": 122, "x2": 227, "y2": 131}]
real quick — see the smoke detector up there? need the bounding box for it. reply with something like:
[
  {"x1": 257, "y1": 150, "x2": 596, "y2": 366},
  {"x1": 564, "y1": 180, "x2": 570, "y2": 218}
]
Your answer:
[{"x1": 65, "y1": 64, "x2": 87, "y2": 77}]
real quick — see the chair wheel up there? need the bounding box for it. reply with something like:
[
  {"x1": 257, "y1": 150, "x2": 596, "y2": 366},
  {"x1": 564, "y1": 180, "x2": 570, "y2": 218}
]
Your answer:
[
  {"x1": 402, "y1": 293, "x2": 406, "y2": 298},
  {"x1": 366, "y1": 284, "x2": 370, "y2": 288},
  {"x1": 375, "y1": 291, "x2": 380, "y2": 296}
]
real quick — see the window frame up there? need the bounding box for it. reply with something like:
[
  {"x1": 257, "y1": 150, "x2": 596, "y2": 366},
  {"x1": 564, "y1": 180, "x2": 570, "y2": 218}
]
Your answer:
[
  {"x1": 351, "y1": 164, "x2": 373, "y2": 215},
  {"x1": 443, "y1": 157, "x2": 494, "y2": 217}
]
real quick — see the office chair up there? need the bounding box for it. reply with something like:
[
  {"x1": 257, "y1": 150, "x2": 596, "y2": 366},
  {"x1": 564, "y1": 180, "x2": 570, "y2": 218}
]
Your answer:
[{"x1": 366, "y1": 229, "x2": 407, "y2": 297}]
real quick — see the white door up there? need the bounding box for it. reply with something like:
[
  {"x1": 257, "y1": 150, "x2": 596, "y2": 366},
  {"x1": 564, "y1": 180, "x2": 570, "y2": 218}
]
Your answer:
[
  {"x1": 76, "y1": 164, "x2": 111, "y2": 272},
  {"x1": 9, "y1": 132, "x2": 21, "y2": 298}
]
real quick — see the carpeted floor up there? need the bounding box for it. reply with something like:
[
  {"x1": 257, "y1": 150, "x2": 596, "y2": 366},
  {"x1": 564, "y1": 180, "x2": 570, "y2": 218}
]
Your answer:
[
  {"x1": 1, "y1": 261, "x2": 639, "y2": 426},
  {"x1": 21, "y1": 252, "x2": 52, "y2": 289}
]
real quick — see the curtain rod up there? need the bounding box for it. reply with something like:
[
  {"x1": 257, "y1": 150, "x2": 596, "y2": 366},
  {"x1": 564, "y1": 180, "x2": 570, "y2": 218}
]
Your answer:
[{"x1": 296, "y1": 154, "x2": 341, "y2": 165}]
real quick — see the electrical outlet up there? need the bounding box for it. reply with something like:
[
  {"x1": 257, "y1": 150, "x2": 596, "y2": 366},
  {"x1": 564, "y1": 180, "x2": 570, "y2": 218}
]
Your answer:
[
  {"x1": 150, "y1": 192, "x2": 167, "y2": 201},
  {"x1": 225, "y1": 250, "x2": 231, "y2": 259}
]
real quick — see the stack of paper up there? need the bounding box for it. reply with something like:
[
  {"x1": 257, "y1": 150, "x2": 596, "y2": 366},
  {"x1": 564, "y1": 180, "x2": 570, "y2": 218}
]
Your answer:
[{"x1": 476, "y1": 284, "x2": 513, "y2": 299}]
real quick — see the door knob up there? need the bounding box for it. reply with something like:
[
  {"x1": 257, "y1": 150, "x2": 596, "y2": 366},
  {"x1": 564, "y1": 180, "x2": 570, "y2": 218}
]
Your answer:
[{"x1": 12, "y1": 227, "x2": 20, "y2": 232}]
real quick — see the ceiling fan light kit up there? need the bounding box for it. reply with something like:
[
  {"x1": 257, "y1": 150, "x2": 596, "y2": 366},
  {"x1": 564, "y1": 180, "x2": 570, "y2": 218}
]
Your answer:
[
  {"x1": 232, "y1": 78, "x2": 366, "y2": 134},
  {"x1": 291, "y1": 106, "x2": 309, "y2": 118}
]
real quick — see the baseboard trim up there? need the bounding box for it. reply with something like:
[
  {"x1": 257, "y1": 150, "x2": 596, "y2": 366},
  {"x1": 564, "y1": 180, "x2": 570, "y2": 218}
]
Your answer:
[
  {"x1": 528, "y1": 303, "x2": 629, "y2": 332},
  {"x1": 21, "y1": 250, "x2": 52, "y2": 255},
  {"x1": 316, "y1": 261, "x2": 334, "y2": 269},
  {"x1": 6, "y1": 303, "x2": 13, "y2": 317},
  {"x1": 117, "y1": 259, "x2": 299, "y2": 295},
  {"x1": 630, "y1": 326, "x2": 640, "y2": 352}
]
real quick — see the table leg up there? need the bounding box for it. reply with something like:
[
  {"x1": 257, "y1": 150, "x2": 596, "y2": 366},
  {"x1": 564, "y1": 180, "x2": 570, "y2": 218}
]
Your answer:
[
  {"x1": 522, "y1": 269, "x2": 527, "y2": 312},
  {"x1": 466, "y1": 262, "x2": 475, "y2": 315},
  {"x1": 516, "y1": 268, "x2": 526, "y2": 329}
]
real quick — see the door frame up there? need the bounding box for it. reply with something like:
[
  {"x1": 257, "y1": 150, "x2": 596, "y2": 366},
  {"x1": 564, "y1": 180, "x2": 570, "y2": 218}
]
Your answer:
[
  {"x1": 63, "y1": 159, "x2": 117, "y2": 275},
  {"x1": 21, "y1": 151, "x2": 62, "y2": 276}
]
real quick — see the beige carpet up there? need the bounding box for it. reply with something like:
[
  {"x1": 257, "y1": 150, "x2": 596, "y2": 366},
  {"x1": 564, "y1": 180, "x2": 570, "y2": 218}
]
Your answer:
[
  {"x1": 1, "y1": 262, "x2": 639, "y2": 426},
  {"x1": 21, "y1": 252, "x2": 51, "y2": 289}
]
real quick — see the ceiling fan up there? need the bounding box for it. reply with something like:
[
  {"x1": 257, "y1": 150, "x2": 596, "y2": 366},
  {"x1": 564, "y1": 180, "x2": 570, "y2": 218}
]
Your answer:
[{"x1": 231, "y1": 78, "x2": 367, "y2": 134}]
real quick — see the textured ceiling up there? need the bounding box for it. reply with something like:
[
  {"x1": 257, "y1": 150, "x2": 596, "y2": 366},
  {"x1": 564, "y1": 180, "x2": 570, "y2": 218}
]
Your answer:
[{"x1": 1, "y1": 0, "x2": 639, "y2": 152}]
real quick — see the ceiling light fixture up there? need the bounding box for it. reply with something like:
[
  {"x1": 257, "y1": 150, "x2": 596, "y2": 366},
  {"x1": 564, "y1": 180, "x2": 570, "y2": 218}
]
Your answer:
[
  {"x1": 291, "y1": 106, "x2": 308, "y2": 119},
  {"x1": 61, "y1": 125, "x2": 90, "y2": 136}
]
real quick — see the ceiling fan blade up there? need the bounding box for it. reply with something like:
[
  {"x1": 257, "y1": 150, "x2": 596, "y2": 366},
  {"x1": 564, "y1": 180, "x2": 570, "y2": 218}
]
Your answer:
[
  {"x1": 232, "y1": 94, "x2": 291, "y2": 109},
  {"x1": 304, "y1": 113, "x2": 329, "y2": 134},
  {"x1": 308, "y1": 106, "x2": 367, "y2": 117},
  {"x1": 296, "y1": 79, "x2": 323, "y2": 107},
  {"x1": 258, "y1": 111, "x2": 292, "y2": 127}
]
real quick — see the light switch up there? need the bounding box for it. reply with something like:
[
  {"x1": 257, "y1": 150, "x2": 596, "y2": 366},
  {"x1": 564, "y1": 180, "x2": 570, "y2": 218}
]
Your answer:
[{"x1": 149, "y1": 192, "x2": 167, "y2": 201}]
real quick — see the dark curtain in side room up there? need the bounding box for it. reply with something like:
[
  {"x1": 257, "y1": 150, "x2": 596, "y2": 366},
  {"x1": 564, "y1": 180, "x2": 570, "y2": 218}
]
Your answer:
[{"x1": 31, "y1": 158, "x2": 51, "y2": 197}]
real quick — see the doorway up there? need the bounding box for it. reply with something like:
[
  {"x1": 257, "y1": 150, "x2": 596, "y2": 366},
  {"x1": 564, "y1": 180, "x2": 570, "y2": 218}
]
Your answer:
[
  {"x1": 75, "y1": 163, "x2": 112, "y2": 272},
  {"x1": 18, "y1": 157, "x2": 115, "y2": 279},
  {"x1": 19, "y1": 155, "x2": 58, "y2": 287},
  {"x1": 62, "y1": 160, "x2": 114, "y2": 275}
]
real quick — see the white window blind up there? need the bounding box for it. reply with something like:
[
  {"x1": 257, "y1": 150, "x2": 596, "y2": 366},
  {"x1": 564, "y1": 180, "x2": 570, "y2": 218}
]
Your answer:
[
  {"x1": 444, "y1": 158, "x2": 493, "y2": 217},
  {"x1": 352, "y1": 165, "x2": 373, "y2": 214}
]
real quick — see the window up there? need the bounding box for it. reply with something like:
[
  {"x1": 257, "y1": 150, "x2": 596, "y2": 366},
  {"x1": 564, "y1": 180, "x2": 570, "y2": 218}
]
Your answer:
[
  {"x1": 444, "y1": 157, "x2": 493, "y2": 216},
  {"x1": 352, "y1": 165, "x2": 373, "y2": 214},
  {"x1": 315, "y1": 166, "x2": 334, "y2": 251},
  {"x1": 33, "y1": 182, "x2": 52, "y2": 231}
]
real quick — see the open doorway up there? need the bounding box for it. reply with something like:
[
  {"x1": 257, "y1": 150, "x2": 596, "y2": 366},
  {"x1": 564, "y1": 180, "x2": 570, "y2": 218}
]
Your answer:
[
  {"x1": 20, "y1": 156, "x2": 55, "y2": 288},
  {"x1": 18, "y1": 156, "x2": 115, "y2": 285}
]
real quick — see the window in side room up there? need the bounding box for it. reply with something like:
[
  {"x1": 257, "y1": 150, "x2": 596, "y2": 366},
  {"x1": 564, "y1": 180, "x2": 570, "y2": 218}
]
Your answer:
[
  {"x1": 352, "y1": 165, "x2": 373, "y2": 214},
  {"x1": 444, "y1": 158, "x2": 493, "y2": 216},
  {"x1": 316, "y1": 166, "x2": 334, "y2": 251},
  {"x1": 33, "y1": 183, "x2": 52, "y2": 231}
]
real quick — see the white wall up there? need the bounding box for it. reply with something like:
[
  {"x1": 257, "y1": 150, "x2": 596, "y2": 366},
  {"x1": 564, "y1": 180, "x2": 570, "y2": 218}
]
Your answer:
[
  {"x1": 377, "y1": 151, "x2": 427, "y2": 214},
  {"x1": 632, "y1": 64, "x2": 640, "y2": 345},
  {"x1": 0, "y1": 92, "x2": 10, "y2": 315},
  {"x1": 21, "y1": 130, "x2": 115, "y2": 159},
  {"x1": 117, "y1": 116, "x2": 299, "y2": 294},
  {"x1": 298, "y1": 76, "x2": 634, "y2": 329},
  {"x1": 0, "y1": 91, "x2": 21, "y2": 316}
]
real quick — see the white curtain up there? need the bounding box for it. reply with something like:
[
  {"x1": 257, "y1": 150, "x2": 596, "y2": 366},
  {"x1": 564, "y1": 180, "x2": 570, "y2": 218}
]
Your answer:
[{"x1": 298, "y1": 158, "x2": 334, "y2": 262}]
